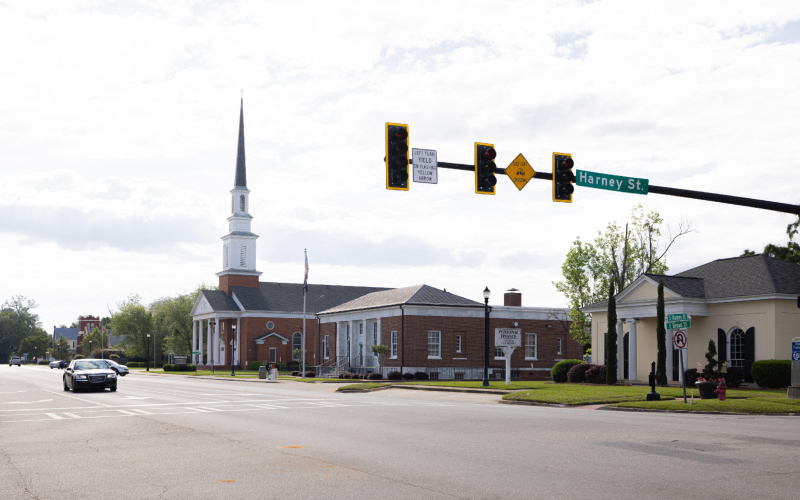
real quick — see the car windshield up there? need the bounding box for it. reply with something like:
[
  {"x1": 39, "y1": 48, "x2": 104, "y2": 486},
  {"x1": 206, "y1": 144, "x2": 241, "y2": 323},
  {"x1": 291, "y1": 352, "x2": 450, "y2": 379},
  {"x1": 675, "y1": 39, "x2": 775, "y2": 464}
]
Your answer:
[{"x1": 74, "y1": 360, "x2": 109, "y2": 370}]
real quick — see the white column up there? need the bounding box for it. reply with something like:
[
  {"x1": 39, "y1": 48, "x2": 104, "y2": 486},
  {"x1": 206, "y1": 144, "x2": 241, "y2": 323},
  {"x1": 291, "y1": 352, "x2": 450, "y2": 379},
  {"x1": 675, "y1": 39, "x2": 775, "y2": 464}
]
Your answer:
[
  {"x1": 236, "y1": 317, "x2": 241, "y2": 367},
  {"x1": 213, "y1": 319, "x2": 219, "y2": 365},
  {"x1": 665, "y1": 330, "x2": 673, "y2": 384},
  {"x1": 627, "y1": 318, "x2": 638, "y2": 381},
  {"x1": 198, "y1": 321, "x2": 203, "y2": 366},
  {"x1": 616, "y1": 319, "x2": 624, "y2": 380},
  {"x1": 349, "y1": 320, "x2": 355, "y2": 362},
  {"x1": 192, "y1": 321, "x2": 197, "y2": 365},
  {"x1": 207, "y1": 320, "x2": 212, "y2": 367}
]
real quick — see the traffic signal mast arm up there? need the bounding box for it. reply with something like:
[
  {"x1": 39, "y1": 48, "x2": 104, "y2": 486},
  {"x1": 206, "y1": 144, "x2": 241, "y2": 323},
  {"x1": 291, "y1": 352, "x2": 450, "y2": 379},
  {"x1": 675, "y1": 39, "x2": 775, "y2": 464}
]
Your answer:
[{"x1": 409, "y1": 158, "x2": 800, "y2": 215}]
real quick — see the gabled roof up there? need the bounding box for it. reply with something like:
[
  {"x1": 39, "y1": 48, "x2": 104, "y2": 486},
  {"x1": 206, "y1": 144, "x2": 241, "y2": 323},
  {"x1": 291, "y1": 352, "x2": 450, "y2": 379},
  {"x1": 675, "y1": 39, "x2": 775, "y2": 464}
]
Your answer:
[
  {"x1": 231, "y1": 282, "x2": 390, "y2": 313},
  {"x1": 643, "y1": 275, "x2": 705, "y2": 299},
  {"x1": 318, "y1": 284, "x2": 482, "y2": 315},
  {"x1": 200, "y1": 290, "x2": 240, "y2": 312},
  {"x1": 254, "y1": 332, "x2": 289, "y2": 344},
  {"x1": 54, "y1": 328, "x2": 79, "y2": 341}
]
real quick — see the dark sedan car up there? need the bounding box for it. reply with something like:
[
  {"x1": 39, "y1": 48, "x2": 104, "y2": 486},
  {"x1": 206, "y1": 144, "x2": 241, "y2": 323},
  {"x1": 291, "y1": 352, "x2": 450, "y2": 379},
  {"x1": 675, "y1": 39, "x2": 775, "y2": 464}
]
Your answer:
[{"x1": 63, "y1": 359, "x2": 118, "y2": 392}]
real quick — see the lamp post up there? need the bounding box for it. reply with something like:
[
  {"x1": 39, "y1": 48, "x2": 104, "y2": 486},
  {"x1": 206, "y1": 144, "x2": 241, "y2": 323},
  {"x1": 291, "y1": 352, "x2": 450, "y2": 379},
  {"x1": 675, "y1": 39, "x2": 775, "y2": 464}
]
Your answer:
[
  {"x1": 146, "y1": 334, "x2": 150, "y2": 371},
  {"x1": 230, "y1": 338, "x2": 235, "y2": 377},
  {"x1": 89, "y1": 340, "x2": 92, "y2": 359},
  {"x1": 483, "y1": 287, "x2": 491, "y2": 387}
]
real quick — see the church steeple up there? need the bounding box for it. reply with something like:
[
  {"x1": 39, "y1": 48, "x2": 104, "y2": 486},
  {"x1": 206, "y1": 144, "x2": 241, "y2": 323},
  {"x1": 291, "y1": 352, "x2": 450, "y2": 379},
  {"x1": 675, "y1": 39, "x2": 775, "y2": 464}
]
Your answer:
[{"x1": 235, "y1": 98, "x2": 247, "y2": 188}]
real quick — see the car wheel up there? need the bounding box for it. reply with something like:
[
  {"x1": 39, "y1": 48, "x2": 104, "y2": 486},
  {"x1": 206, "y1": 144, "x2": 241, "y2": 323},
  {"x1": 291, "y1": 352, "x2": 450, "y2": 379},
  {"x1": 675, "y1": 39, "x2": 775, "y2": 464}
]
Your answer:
[
  {"x1": 110, "y1": 386, "x2": 117, "y2": 392},
  {"x1": 63, "y1": 379, "x2": 70, "y2": 391}
]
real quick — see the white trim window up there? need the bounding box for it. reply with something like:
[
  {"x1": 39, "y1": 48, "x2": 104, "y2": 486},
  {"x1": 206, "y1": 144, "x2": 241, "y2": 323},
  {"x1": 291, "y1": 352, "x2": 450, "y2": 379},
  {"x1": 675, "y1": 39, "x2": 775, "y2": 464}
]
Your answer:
[
  {"x1": 428, "y1": 331, "x2": 441, "y2": 358},
  {"x1": 557, "y1": 338, "x2": 563, "y2": 355},
  {"x1": 729, "y1": 328, "x2": 745, "y2": 368},
  {"x1": 390, "y1": 331, "x2": 398, "y2": 358},
  {"x1": 373, "y1": 322, "x2": 378, "y2": 346},
  {"x1": 456, "y1": 335, "x2": 462, "y2": 353},
  {"x1": 525, "y1": 333, "x2": 537, "y2": 360},
  {"x1": 292, "y1": 332, "x2": 302, "y2": 360},
  {"x1": 494, "y1": 347, "x2": 505, "y2": 359},
  {"x1": 323, "y1": 335, "x2": 329, "y2": 359}
]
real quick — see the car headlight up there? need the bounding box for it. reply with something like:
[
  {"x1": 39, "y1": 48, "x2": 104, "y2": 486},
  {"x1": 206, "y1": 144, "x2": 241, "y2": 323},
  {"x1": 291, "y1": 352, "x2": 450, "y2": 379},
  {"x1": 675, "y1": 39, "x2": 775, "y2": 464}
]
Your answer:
[
  {"x1": 107, "y1": 373, "x2": 116, "y2": 378},
  {"x1": 76, "y1": 375, "x2": 87, "y2": 380}
]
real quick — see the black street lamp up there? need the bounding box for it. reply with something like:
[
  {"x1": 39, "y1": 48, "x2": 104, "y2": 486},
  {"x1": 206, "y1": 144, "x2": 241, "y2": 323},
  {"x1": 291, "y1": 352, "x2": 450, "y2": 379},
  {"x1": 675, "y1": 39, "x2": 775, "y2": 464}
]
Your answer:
[
  {"x1": 483, "y1": 287, "x2": 491, "y2": 387},
  {"x1": 146, "y1": 333, "x2": 150, "y2": 371},
  {"x1": 88, "y1": 340, "x2": 92, "y2": 359}
]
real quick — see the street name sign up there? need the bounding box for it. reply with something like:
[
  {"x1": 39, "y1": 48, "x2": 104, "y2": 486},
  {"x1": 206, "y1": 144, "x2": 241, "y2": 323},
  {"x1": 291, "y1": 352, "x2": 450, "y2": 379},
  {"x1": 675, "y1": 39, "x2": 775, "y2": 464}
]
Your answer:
[
  {"x1": 673, "y1": 330, "x2": 688, "y2": 350},
  {"x1": 667, "y1": 313, "x2": 688, "y2": 322},
  {"x1": 576, "y1": 170, "x2": 649, "y2": 195},
  {"x1": 495, "y1": 328, "x2": 522, "y2": 347},
  {"x1": 666, "y1": 320, "x2": 691, "y2": 330},
  {"x1": 506, "y1": 154, "x2": 535, "y2": 191},
  {"x1": 412, "y1": 148, "x2": 438, "y2": 184}
]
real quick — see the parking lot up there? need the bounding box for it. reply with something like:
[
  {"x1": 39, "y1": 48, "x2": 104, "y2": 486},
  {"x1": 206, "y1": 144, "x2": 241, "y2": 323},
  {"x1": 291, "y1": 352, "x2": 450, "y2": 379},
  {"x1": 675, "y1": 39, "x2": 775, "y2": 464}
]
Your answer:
[{"x1": 2, "y1": 364, "x2": 799, "y2": 500}]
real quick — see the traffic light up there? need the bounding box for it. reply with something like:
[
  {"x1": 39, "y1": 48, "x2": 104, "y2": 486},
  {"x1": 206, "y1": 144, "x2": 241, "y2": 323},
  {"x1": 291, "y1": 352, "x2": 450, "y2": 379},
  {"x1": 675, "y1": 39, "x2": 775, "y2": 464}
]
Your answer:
[
  {"x1": 552, "y1": 152, "x2": 575, "y2": 203},
  {"x1": 475, "y1": 142, "x2": 497, "y2": 195},
  {"x1": 385, "y1": 123, "x2": 409, "y2": 191}
]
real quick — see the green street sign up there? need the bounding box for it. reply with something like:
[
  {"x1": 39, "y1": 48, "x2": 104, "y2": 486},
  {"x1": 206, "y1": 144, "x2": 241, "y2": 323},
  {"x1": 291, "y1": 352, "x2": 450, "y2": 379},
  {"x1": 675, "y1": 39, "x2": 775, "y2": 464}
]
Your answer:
[
  {"x1": 666, "y1": 320, "x2": 691, "y2": 330},
  {"x1": 576, "y1": 170, "x2": 649, "y2": 195},
  {"x1": 192, "y1": 350, "x2": 200, "y2": 354},
  {"x1": 667, "y1": 313, "x2": 688, "y2": 322}
]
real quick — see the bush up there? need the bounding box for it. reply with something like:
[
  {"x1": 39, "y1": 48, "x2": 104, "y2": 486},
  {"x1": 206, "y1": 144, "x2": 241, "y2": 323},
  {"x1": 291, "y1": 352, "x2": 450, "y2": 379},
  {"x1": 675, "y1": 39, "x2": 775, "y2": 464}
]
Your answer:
[
  {"x1": 290, "y1": 371, "x2": 300, "y2": 376},
  {"x1": 249, "y1": 361, "x2": 262, "y2": 371},
  {"x1": 566, "y1": 363, "x2": 594, "y2": 383},
  {"x1": 413, "y1": 371, "x2": 429, "y2": 380},
  {"x1": 551, "y1": 359, "x2": 584, "y2": 383},
  {"x1": 368, "y1": 373, "x2": 383, "y2": 380},
  {"x1": 342, "y1": 373, "x2": 352, "y2": 379},
  {"x1": 684, "y1": 368, "x2": 698, "y2": 387},
  {"x1": 724, "y1": 367, "x2": 745, "y2": 388},
  {"x1": 585, "y1": 365, "x2": 607, "y2": 384},
  {"x1": 38, "y1": 360, "x2": 50, "y2": 365},
  {"x1": 163, "y1": 364, "x2": 172, "y2": 372},
  {"x1": 387, "y1": 371, "x2": 402, "y2": 380},
  {"x1": 402, "y1": 372, "x2": 415, "y2": 380},
  {"x1": 110, "y1": 354, "x2": 120, "y2": 362},
  {"x1": 304, "y1": 371, "x2": 315, "y2": 378},
  {"x1": 74, "y1": 355, "x2": 84, "y2": 360},
  {"x1": 751, "y1": 360, "x2": 791, "y2": 388},
  {"x1": 187, "y1": 364, "x2": 196, "y2": 371}
]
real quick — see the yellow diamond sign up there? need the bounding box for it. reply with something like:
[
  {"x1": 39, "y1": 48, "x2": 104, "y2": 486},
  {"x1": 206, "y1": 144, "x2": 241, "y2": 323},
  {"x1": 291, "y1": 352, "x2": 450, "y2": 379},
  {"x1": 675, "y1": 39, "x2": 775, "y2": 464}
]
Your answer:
[{"x1": 507, "y1": 154, "x2": 535, "y2": 191}]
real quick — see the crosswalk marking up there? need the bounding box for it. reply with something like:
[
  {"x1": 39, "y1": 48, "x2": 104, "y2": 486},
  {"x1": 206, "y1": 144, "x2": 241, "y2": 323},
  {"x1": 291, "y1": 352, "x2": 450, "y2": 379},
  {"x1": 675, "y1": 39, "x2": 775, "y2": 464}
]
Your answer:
[
  {"x1": 130, "y1": 409, "x2": 153, "y2": 415},
  {"x1": 45, "y1": 413, "x2": 63, "y2": 420},
  {"x1": 63, "y1": 413, "x2": 82, "y2": 419},
  {"x1": 116, "y1": 410, "x2": 138, "y2": 415}
]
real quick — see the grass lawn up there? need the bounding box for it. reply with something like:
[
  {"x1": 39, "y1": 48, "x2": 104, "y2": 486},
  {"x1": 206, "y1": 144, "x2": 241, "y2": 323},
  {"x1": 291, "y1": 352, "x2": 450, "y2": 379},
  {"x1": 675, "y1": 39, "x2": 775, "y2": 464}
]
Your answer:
[
  {"x1": 338, "y1": 382, "x2": 386, "y2": 391},
  {"x1": 336, "y1": 380, "x2": 553, "y2": 392},
  {"x1": 613, "y1": 396, "x2": 800, "y2": 414}
]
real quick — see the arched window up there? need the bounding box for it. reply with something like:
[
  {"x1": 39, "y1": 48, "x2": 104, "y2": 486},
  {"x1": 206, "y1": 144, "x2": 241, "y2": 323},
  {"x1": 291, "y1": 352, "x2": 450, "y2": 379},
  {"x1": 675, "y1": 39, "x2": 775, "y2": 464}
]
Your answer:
[
  {"x1": 240, "y1": 194, "x2": 245, "y2": 212},
  {"x1": 292, "y1": 333, "x2": 302, "y2": 360},
  {"x1": 729, "y1": 328, "x2": 745, "y2": 368}
]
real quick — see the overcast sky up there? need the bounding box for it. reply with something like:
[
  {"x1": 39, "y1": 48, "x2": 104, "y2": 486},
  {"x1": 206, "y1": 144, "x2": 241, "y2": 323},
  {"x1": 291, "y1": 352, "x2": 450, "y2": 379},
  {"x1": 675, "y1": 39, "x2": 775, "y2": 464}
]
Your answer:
[{"x1": 1, "y1": 1, "x2": 799, "y2": 331}]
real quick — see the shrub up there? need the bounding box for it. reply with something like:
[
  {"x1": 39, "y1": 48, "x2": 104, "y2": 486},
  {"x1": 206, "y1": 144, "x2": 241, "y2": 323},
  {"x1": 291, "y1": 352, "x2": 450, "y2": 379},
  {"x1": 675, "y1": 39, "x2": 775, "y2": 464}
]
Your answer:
[
  {"x1": 74, "y1": 355, "x2": 84, "y2": 360},
  {"x1": 566, "y1": 363, "x2": 594, "y2": 383},
  {"x1": 368, "y1": 373, "x2": 383, "y2": 380},
  {"x1": 110, "y1": 354, "x2": 120, "y2": 362},
  {"x1": 684, "y1": 368, "x2": 698, "y2": 387},
  {"x1": 186, "y1": 364, "x2": 196, "y2": 371},
  {"x1": 751, "y1": 360, "x2": 791, "y2": 388},
  {"x1": 163, "y1": 364, "x2": 172, "y2": 372},
  {"x1": 304, "y1": 371, "x2": 315, "y2": 378},
  {"x1": 249, "y1": 361, "x2": 262, "y2": 371},
  {"x1": 387, "y1": 371, "x2": 402, "y2": 380},
  {"x1": 551, "y1": 359, "x2": 584, "y2": 383},
  {"x1": 585, "y1": 365, "x2": 607, "y2": 384},
  {"x1": 724, "y1": 367, "x2": 745, "y2": 388},
  {"x1": 402, "y1": 372, "x2": 415, "y2": 380},
  {"x1": 342, "y1": 373, "x2": 352, "y2": 379},
  {"x1": 413, "y1": 371, "x2": 429, "y2": 380},
  {"x1": 290, "y1": 371, "x2": 300, "y2": 376},
  {"x1": 38, "y1": 360, "x2": 50, "y2": 365},
  {"x1": 338, "y1": 373, "x2": 344, "y2": 379}
]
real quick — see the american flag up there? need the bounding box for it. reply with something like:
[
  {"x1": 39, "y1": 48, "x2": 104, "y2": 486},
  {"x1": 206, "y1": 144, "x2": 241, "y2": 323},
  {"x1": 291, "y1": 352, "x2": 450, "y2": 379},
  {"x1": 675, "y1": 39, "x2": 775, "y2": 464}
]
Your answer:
[{"x1": 303, "y1": 250, "x2": 309, "y2": 293}]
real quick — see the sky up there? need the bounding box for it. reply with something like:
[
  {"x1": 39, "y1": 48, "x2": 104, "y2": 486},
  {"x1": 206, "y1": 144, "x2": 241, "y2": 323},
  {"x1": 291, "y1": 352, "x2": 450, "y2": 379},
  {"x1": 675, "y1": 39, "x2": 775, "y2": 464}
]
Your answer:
[{"x1": 1, "y1": 0, "x2": 799, "y2": 331}]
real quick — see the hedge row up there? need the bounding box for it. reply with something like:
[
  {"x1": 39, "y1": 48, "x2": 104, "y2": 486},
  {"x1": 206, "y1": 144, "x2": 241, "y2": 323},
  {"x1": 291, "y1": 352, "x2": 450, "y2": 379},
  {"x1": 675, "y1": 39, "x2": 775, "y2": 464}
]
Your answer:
[
  {"x1": 162, "y1": 364, "x2": 196, "y2": 372},
  {"x1": 337, "y1": 372, "x2": 385, "y2": 380},
  {"x1": 38, "y1": 360, "x2": 50, "y2": 365},
  {"x1": 551, "y1": 359, "x2": 584, "y2": 383},
  {"x1": 751, "y1": 360, "x2": 791, "y2": 388}
]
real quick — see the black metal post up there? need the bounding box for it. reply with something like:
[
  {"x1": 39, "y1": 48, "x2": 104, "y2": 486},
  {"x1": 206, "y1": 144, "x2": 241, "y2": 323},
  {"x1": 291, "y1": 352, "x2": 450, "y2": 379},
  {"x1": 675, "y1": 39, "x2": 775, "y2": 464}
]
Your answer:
[
  {"x1": 231, "y1": 333, "x2": 235, "y2": 377},
  {"x1": 646, "y1": 361, "x2": 660, "y2": 401},
  {"x1": 146, "y1": 336, "x2": 150, "y2": 372},
  {"x1": 483, "y1": 293, "x2": 490, "y2": 387}
]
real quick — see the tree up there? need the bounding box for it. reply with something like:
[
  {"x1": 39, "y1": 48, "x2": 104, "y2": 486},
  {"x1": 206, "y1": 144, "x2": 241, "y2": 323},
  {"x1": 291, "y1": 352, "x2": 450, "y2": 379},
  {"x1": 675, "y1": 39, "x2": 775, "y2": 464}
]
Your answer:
[
  {"x1": 151, "y1": 284, "x2": 211, "y2": 358},
  {"x1": 0, "y1": 296, "x2": 43, "y2": 361},
  {"x1": 80, "y1": 327, "x2": 110, "y2": 357},
  {"x1": 655, "y1": 279, "x2": 668, "y2": 386},
  {"x1": 52, "y1": 336, "x2": 72, "y2": 361},
  {"x1": 606, "y1": 281, "x2": 617, "y2": 385},
  {"x1": 109, "y1": 295, "x2": 154, "y2": 359},
  {"x1": 19, "y1": 333, "x2": 49, "y2": 360},
  {"x1": 742, "y1": 215, "x2": 800, "y2": 264},
  {"x1": 371, "y1": 344, "x2": 390, "y2": 372},
  {"x1": 554, "y1": 205, "x2": 692, "y2": 348},
  {"x1": 703, "y1": 340, "x2": 719, "y2": 380}
]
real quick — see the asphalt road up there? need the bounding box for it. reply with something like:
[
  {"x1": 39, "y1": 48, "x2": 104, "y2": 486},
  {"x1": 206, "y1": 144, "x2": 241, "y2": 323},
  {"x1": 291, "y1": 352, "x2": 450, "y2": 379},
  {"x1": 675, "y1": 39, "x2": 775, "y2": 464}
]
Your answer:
[{"x1": 1, "y1": 365, "x2": 798, "y2": 500}]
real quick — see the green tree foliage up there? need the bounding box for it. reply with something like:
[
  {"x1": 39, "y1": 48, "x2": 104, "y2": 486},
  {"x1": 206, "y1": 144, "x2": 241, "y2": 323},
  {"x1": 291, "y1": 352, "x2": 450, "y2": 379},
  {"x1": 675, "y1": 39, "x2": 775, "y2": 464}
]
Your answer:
[
  {"x1": 151, "y1": 284, "x2": 215, "y2": 358},
  {"x1": 0, "y1": 296, "x2": 44, "y2": 360},
  {"x1": 703, "y1": 340, "x2": 719, "y2": 380},
  {"x1": 742, "y1": 215, "x2": 800, "y2": 264},
  {"x1": 606, "y1": 281, "x2": 617, "y2": 385},
  {"x1": 19, "y1": 332, "x2": 49, "y2": 360},
  {"x1": 109, "y1": 295, "x2": 155, "y2": 359},
  {"x1": 371, "y1": 344, "x2": 390, "y2": 370},
  {"x1": 655, "y1": 279, "x2": 668, "y2": 386},
  {"x1": 554, "y1": 205, "x2": 691, "y2": 347},
  {"x1": 80, "y1": 327, "x2": 110, "y2": 357},
  {"x1": 52, "y1": 336, "x2": 72, "y2": 361}
]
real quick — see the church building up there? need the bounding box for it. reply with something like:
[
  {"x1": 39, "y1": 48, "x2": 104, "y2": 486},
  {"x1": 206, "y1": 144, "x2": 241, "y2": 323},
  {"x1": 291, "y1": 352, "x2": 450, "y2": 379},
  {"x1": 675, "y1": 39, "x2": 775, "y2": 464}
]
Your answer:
[{"x1": 189, "y1": 100, "x2": 578, "y2": 378}]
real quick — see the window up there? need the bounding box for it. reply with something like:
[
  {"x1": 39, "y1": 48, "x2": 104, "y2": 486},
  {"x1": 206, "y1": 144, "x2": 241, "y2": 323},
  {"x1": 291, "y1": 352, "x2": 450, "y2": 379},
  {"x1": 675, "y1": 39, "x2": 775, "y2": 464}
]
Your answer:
[
  {"x1": 525, "y1": 333, "x2": 537, "y2": 359},
  {"x1": 456, "y1": 335, "x2": 462, "y2": 353},
  {"x1": 240, "y1": 245, "x2": 247, "y2": 267},
  {"x1": 323, "y1": 336, "x2": 329, "y2": 359},
  {"x1": 729, "y1": 328, "x2": 745, "y2": 368},
  {"x1": 428, "y1": 331, "x2": 441, "y2": 358},
  {"x1": 373, "y1": 322, "x2": 378, "y2": 346},
  {"x1": 292, "y1": 332, "x2": 302, "y2": 360},
  {"x1": 240, "y1": 194, "x2": 245, "y2": 212},
  {"x1": 495, "y1": 347, "x2": 505, "y2": 359},
  {"x1": 267, "y1": 321, "x2": 274, "y2": 330},
  {"x1": 391, "y1": 331, "x2": 398, "y2": 358},
  {"x1": 557, "y1": 338, "x2": 563, "y2": 355},
  {"x1": 269, "y1": 348, "x2": 276, "y2": 363}
]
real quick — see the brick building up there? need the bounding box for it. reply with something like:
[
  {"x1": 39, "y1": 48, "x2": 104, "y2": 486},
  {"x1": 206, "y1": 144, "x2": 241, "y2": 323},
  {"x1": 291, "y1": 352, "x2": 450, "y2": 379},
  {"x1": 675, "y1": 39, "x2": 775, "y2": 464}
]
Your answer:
[{"x1": 189, "y1": 100, "x2": 576, "y2": 378}]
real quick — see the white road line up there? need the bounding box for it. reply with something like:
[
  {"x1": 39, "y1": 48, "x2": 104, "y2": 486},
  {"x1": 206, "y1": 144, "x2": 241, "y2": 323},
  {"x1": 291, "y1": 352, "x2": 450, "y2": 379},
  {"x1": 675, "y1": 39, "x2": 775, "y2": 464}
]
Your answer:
[
  {"x1": 45, "y1": 413, "x2": 63, "y2": 420},
  {"x1": 42, "y1": 388, "x2": 112, "y2": 407},
  {"x1": 1, "y1": 399, "x2": 53, "y2": 404},
  {"x1": 63, "y1": 413, "x2": 82, "y2": 419},
  {"x1": 131, "y1": 409, "x2": 153, "y2": 415},
  {"x1": 194, "y1": 406, "x2": 223, "y2": 412},
  {"x1": 116, "y1": 410, "x2": 138, "y2": 415},
  {"x1": 435, "y1": 393, "x2": 468, "y2": 400},
  {"x1": 0, "y1": 390, "x2": 26, "y2": 394}
]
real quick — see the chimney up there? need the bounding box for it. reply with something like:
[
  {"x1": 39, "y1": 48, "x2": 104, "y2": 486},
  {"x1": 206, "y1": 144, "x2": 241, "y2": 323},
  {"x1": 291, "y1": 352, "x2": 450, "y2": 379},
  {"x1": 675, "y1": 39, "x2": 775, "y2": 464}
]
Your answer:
[{"x1": 504, "y1": 288, "x2": 521, "y2": 307}]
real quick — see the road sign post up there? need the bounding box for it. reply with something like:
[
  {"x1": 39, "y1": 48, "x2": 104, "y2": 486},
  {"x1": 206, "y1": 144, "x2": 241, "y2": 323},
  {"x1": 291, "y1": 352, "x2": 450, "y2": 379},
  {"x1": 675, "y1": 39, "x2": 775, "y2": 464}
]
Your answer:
[
  {"x1": 672, "y1": 329, "x2": 688, "y2": 403},
  {"x1": 495, "y1": 328, "x2": 521, "y2": 386}
]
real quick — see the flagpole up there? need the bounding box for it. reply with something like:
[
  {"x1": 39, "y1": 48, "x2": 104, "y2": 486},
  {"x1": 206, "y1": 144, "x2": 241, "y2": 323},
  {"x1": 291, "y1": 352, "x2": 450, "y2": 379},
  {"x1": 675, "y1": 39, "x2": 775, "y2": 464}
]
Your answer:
[{"x1": 302, "y1": 249, "x2": 307, "y2": 378}]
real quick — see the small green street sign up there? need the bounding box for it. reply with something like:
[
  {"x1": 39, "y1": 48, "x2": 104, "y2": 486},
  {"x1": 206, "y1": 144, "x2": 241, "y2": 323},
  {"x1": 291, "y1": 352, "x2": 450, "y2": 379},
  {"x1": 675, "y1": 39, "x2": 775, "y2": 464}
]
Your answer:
[
  {"x1": 667, "y1": 313, "x2": 688, "y2": 322},
  {"x1": 666, "y1": 320, "x2": 691, "y2": 330},
  {"x1": 192, "y1": 350, "x2": 200, "y2": 354},
  {"x1": 576, "y1": 170, "x2": 649, "y2": 195}
]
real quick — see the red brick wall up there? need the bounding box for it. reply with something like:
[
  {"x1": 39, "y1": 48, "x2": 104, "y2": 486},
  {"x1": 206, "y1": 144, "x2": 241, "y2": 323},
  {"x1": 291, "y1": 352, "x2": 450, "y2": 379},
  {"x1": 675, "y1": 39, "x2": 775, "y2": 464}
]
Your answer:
[
  {"x1": 235, "y1": 316, "x2": 319, "y2": 367},
  {"x1": 218, "y1": 274, "x2": 260, "y2": 296}
]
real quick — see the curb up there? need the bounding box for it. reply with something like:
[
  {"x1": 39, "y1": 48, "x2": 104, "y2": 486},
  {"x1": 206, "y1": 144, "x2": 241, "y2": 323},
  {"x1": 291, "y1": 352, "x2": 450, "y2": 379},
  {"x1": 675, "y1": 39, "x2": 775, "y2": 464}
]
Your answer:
[
  {"x1": 499, "y1": 400, "x2": 572, "y2": 408},
  {"x1": 129, "y1": 372, "x2": 279, "y2": 383},
  {"x1": 599, "y1": 406, "x2": 800, "y2": 416},
  {"x1": 337, "y1": 384, "x2": 511, "y2": 395}
]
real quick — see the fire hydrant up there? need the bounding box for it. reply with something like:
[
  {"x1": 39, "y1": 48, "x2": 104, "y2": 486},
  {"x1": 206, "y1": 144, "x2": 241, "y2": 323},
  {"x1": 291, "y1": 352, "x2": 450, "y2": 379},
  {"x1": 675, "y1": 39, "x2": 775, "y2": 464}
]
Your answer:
[{"x1": 715, "y1": 378, "x2": 727, "y2": 401}]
